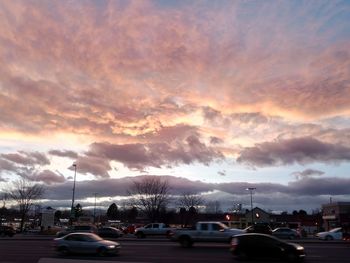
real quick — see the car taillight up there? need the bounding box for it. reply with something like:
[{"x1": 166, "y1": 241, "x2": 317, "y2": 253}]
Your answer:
[{"x1": 231, "y1": 238, "x2": 238, "y2": 249}]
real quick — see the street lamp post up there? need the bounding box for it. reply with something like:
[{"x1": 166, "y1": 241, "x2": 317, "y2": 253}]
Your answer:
[
  {"x1": 93, "y1": 193, "x2": 98, "y2": 224},
  {"x1": 70, "y1": 163, "x2": 77, "y2": 222},
  {"x1": 246, "y1": 187, "x2": 256, "y2": 225}
]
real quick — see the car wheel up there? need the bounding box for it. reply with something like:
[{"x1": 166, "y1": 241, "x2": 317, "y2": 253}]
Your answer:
[
  {"x1": 97, "y1": 247, "x2": 107, "y2": 257},
  {"x1": 325, "y1": 235, "x2": 333, "y2": 241},
  {"x1": 286, "y1": 252, "x2": 298, "y2": 262},
  {"x1": 136, "y1": 232, "x2": 145, "y2": 238},
  {"x1": 236, "y1": 250, "x2": 248, "y2": 261},
  {"x1": 58, "y1": 246, "x2": 70, "y2": 256},
  {"x1": 179, "y1": 236, "x2": 193, "y2": 248}
]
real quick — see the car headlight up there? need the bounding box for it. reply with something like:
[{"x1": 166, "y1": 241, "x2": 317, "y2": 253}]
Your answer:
[
  {"x1": 296, "y1": 246, "x2": 304, "y2": 250},
  {"x1": 107, "y1": 245, "x2": 115, "y2": 249}
]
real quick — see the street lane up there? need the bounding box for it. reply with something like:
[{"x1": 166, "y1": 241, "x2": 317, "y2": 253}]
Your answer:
[{"x1": 0, "y1": 239, "x2": 349, "y2": 263}]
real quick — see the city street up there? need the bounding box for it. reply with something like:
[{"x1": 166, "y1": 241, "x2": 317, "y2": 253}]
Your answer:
[{"x1": 0, "y1": 237, "x2": 349, "y2": 263}]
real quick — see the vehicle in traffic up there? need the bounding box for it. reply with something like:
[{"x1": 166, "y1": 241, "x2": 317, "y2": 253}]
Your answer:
[
  {"x1": 53, "y1": 232, "x2": 121, "y2": 256},
  {"x1": 56, "y1": 225, "x2": 98, "y2": 238},
  {"x1": 170, "y1": 221, "x2": 244, "y2": 247},
  {"x1": 244, "y1": 223, "x2": 273, "y2": 235},
  {"x1": 97, "y1": 227, "x2": 123, "y2": 238},
  {"x1": 272, "y1": 227, "x2": 301, "y2": 239},
  {"x1": 230, "y1": 233, "x2": 306, "y2": 262},
  {"x1": 316, "y1": 227, "x2": 343, "y2": 240},
  {"x1": 0, "y1": 226, "x2": 16, "y2": 237},
  {"x1": 134, "y1": 223, "x2": 175, "y2": 238}
]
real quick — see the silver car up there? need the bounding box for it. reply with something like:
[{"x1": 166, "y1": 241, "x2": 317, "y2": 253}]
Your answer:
[{"x1": 53, "y1": 232, "x2": 121, "y2": 256}]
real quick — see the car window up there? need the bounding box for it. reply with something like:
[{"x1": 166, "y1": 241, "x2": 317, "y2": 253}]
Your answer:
[
  {"x1": 212, "y1": 223, "x2": 225, "y2": 231},
  {"x1": 153, "y1": 224, "x2": 159, "y2": 228},
  {"x1": 330, "y1": 228, "x2": 342, "y2": 233},
  {"x1": 200, "y1": 224, "x2": 209, "y2": 231},
  {"x1": 65, "y1": 235, "x2": 80, "y2": 241},
  {"x1": 212, "y1": 224, "x2": 220, "y2": 231},
  {"x1": 145, "y1": 224, "x2": 152, "y2": 229}
]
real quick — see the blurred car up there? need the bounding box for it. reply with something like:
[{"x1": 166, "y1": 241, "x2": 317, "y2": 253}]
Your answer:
[
  {"x1": 316, "y1": 227, "x2": 343, "y2": 240},
  {"x1": 343, "y1": 232, "x2": 350, "y2": 241},
  {"x1": 244, "y1": 223, "x2": 272, "y2": 235},
  {"x1": 272, "y1": 227, "x2": 301, "y2": 239},
  {"x1": 98, "y1": 227, "x2": 123, "y2": 238},
  {"x1": 0, "y1": 226, "x2": 16, "y2": 237},
  {"x1": 230, "y1": 233, "x2": 305, "y2": 262},
  {"x1": 56, "y1": 225, "x2": 98, "y2": 238},
  {"x1": 53, "y1": 232, "x2": 121, "y2": 256}
]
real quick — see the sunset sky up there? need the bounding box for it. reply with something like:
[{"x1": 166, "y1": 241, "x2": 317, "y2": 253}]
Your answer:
[{"x1": 0, "y1": 0, "x2": 349, "y2": 213}]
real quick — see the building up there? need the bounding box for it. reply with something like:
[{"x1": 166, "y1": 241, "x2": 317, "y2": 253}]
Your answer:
[
  {"x1": 322, "y1": 202, "x2": 350, "y2": 231},
  {"x1": 245, "y1": 207, "x2": 271, "y2": 226}
]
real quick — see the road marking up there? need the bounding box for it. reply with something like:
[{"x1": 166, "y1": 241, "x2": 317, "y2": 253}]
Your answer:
[{"x1": 38, "y1": 258, "x2": 152, "y2": 263}]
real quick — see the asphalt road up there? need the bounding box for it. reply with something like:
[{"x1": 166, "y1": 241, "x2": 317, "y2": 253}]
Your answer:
[{"x1": 0, "y1": 238, "x2": 349, "y2": 263}]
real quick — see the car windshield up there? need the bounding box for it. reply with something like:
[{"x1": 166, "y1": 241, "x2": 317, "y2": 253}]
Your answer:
[
  {"x1": 83, "y1": 234, "x2": 103, "y2": 241},
  {"x1": 330, "y1": 228, "x2": 342, "y2": 233},
  {"x1": 217, "y1": 222, "x2": 229, "y2": 229}
]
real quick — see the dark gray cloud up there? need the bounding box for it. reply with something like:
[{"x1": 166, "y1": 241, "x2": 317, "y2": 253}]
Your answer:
[
  {"x1": 28, "y1": 170, "x2": 66, "y2": 185},
  {"x1": 210, "y1": 136, "x2": 223, "y2": 144},
  {"x1": 230, "y1": 112, "x2": 269, "y2": 124},
  {"x1": 287, "y1": 177, "x2": 350, "y2": 196},
  {"x1": 291, "y1": 169, "x2": 325, "y2": 179},
  {"x1": 74, "y1": 156, "x2": 112, "y2": 178},
  {"x1": 0, "y1": 151, "x2": 50, "y2": 166},
  {"x1": 41, "y1": 175, "x2": 350, "y2": 213},
  {"x1": 0, "y1": 158, "x2": 17, "y2": 172},
  {"x1": 237, "y1": 137, "x2": 350, "y2": 167},
  {"x1": 86, "y1": 135, "x2": 223, "y2": 172},
  {"x1": 49, "y1": 150, "x2": 78, "y2": 159},
  {"x1": 218, "y1": 170, "x2": 226, "y2": 176}
]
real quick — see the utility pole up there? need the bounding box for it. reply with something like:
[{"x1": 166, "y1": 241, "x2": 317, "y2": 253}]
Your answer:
[
  {"x1": 246, "y1": 187, "x2": 256, "y2": 225},
  {"x1": 93, "y1": 193, "x2": 98, "y2": 224},
  {"x1": 70, "y1": 163, "x2": 77, "y2": 223}
]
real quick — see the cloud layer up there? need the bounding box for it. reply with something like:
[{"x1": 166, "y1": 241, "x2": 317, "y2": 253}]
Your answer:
[
  {"x1": 22, "y1": 175, "x2": 349, "y2": 212},
  {"x1": 0, "y1": 1, "x2": 349, "y2": 210}
]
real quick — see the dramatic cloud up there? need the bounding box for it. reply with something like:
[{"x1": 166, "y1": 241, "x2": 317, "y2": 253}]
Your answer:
[
  {"x1": 75, "y1": 156, "x2": 112, "y2": 179},
  {"x1": 291, "y1": 169, "x2": 325, "y2": 179},
  {"x1": 86, "y1": 135, "x2": 223, "y2": 172},
  {"x1": 0, "y1": 151, "x2": 50, "y2": 166},
  {"x1": 28, "y1": 170, "x2": 66, "y2": 185},
  {"x1": 0, "y1": 1, "x2": 349, "y2": 212},
  {"x1": 43, "y1": 175, "x2": 350, "y2": 212},
  {"x1": 237, "y1": 137, "x2": 350, "y2": 167},
  {"x1": 0, "y1": 158, "x2": 17, "y2": 172},
  {"x1": 49, "y1": 150, "x2": 78, "y2": 159}
]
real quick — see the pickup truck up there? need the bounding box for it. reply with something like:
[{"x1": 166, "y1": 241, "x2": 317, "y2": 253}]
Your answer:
[
  {"x1": 134, "y1": 223, "x2": 175, "y2": 238},
  {"x1": 170, "y1": 221, "x2": 244, "y2": 247}
]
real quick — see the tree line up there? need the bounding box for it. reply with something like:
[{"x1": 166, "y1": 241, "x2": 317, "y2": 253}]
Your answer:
[{"x1": 1, "y1": 176, "x2": 226, "y2": 231}]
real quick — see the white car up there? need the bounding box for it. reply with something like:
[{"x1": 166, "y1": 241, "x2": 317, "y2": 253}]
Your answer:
[{"x1": 316, "y1": 227, "x2": 343, "y2": 240}]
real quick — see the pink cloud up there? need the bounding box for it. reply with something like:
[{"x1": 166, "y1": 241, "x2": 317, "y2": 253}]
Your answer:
[
  {"x1": 237, "y1": 137, "x2": 350, "y2": 167},
  {"x1": 29, "y1": 170, "x2": 66, "y2": 185}
]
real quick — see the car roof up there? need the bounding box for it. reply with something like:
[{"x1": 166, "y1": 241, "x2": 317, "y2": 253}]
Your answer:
[
  {"x1": 234, "y1": 233, "x2": 280, "y2": 240},
  {"x1": 65, "y1": 232, "x2": 97, "y2": 236}
]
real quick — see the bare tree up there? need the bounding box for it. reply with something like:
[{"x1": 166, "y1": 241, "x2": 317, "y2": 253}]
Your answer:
[
  {"x1": 176, "y1": 193, "x2": 204, "y2": 227},
  {"x1": 8, "y1": 178, "x2": 45, "y2": 232},
  {"x1": 205, "y1": 200, "x2": 222, "y2": 214},
  {"x1": 0, "y1": 193, "x2": 9, "y2": 226},
  {"x1": 177, "y1": 192, "x2": 204, "y2": 210},
  {"x1": 127, "y1": 176, "x2": 170, "y2": 222}
]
